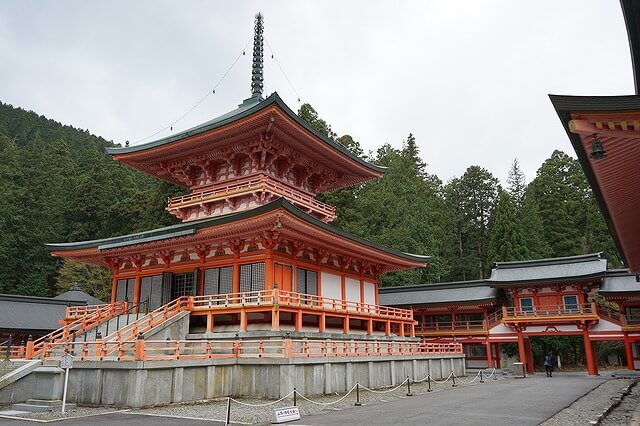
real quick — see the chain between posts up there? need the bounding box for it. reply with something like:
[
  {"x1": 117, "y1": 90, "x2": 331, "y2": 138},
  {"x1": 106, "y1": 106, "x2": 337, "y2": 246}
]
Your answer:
[{"x1": 222, "y1": 368, "x2": 497, "y2": 421}]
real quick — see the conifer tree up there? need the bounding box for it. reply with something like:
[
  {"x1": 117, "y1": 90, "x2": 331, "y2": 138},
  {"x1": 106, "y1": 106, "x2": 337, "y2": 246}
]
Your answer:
[{"x1": 487, "y1": 191, "x2": 527, "y2": 263}]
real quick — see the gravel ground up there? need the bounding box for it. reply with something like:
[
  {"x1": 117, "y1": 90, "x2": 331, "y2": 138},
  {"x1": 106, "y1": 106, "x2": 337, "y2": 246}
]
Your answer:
[
  {"x1": 541, "y1": 378, "x2": 636, "y2": 426},
  {"x1": 600, "y1": 379, "x2": 640, "y2": 426}
]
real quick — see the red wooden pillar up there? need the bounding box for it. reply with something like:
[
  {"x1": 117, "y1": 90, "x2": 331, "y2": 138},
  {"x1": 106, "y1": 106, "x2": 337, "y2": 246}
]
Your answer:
[
  {"x1": 110, "y1": 274, "x2": 118, "y2": 303},
  {"x1": 524, "y1": 338, "x2": 534, "y2": 373},
  {"x1": 494, "y1": 343, "x2": 501, "y2": 368},
  {"x1": 625, "y1": 335, "x2": 636, "y2": 371},
  {"x1": 583, "y1": 329, "x2": 598, "y2": 376},
  {"x1": 517, "y1": 332, "x2": 527, "y2": 369},
  {"x1": 485, "y1": 339, "x2": 493, "y2": 368}
]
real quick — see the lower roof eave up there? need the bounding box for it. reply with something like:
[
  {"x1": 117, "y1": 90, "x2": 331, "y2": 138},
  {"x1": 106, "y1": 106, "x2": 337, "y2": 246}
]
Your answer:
[{"x1": 47, "y1": 198, "x2": 429, "y2": 270}]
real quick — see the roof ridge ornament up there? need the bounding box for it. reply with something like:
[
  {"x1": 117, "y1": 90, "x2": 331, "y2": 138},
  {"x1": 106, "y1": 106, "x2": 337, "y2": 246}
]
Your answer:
[{"x1": 241, "y1": 12, "x2": 265, "y2": 106}]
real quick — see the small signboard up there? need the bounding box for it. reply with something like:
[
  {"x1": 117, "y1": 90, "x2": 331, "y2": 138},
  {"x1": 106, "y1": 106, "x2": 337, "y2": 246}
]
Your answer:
[
  {"x1": 512, "y1": 362, "x2": 526, "y2": 378},
  {"x1": 272, "y1": 406, "x2": 300, "y2": 424},
  {"x1": 60, "y1": 354, "x2": 74, "y2": 369}
]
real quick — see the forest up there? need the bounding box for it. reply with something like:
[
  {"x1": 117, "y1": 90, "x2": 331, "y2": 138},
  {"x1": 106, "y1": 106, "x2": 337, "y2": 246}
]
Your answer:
[{"x1": 0, "y1": 100, "x2": 622, "y2": 301}]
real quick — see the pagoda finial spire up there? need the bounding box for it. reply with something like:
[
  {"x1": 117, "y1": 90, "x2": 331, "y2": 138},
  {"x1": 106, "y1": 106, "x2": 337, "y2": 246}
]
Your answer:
[{"x1": 250, "y1": 12, "x2": 264, "y2": 100}]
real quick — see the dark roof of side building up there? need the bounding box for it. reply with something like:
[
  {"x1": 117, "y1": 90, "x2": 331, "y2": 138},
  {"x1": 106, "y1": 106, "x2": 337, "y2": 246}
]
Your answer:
[
  {"x1": 488, "y1": 253, "x2": 607, "y2": 286},
  {"x1": 0, "y1": 294, "x2": 85, "y2": 333},
  {"x1": 599, "y1": 269, "x2": 640, "y2": 295},
  {"x1": 378, "y1": 280, "x2": 498, "y2": 307},
  {"x1": 53, "y1": 283, "x2": 105, "y2": 306}
]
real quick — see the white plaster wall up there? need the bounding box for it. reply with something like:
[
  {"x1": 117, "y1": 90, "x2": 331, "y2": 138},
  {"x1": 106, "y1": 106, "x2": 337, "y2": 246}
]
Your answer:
[
  {"x1": 321, "y1": 272, "x2": 341, "y2": 307},
  {"x1": 364, "y1": 282, "x2": 376, "y2": 306},
  {"x1": 345, "y1": 278, "x2": 360, "y2": 307},
  {"x1": 591, "y1": 319, "x2": 624, "y2": 332}
]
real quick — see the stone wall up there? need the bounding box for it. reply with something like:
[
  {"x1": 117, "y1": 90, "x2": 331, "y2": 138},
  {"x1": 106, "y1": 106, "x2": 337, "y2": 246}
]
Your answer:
[{"x1": 55, "y1": 355, "x2": 465, "y2": 407}]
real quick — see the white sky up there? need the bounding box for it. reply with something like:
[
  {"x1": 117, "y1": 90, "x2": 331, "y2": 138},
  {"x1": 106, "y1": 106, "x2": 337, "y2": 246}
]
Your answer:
[{"x1": 0, "y1": 1, "x2": 633, "y2": 185}]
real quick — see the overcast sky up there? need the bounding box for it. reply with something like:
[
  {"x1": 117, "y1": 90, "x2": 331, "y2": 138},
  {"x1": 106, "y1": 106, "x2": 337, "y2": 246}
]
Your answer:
[{"x1": 0, "y1": 1, "x2": 634, "y2": 185}]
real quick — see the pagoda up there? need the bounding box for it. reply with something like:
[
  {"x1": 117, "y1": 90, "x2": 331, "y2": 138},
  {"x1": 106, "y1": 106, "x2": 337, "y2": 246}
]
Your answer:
[{"x1": 45, "y1": 13, "x2": 429, "y2": 342}]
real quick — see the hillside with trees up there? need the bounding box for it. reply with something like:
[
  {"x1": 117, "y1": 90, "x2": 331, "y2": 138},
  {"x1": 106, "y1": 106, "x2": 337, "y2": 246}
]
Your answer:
[{"x1": 0, "y1": 101, "x2": 622, "y2": 299}]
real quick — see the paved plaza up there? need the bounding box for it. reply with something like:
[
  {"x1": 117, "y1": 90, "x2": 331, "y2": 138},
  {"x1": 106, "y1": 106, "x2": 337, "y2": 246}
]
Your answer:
[{"x1": 0, "y1": 373, "x2": 617, "y2": 426}]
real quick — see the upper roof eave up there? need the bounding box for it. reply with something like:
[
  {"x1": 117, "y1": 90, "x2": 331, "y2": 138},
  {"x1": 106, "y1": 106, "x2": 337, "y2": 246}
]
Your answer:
[
  {"x1": 106, "y1": 92, "x2": 386, "y2": 174},
  {"x1": 548, "y1": 94, "x2": 640, "y2": 269},
  {"x1": 46, "y1": 198, "x2": 428, "y2": 264}
]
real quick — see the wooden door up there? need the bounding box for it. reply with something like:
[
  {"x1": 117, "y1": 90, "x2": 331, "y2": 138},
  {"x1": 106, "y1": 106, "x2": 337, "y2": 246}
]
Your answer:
[
  {"x1": 537, "y1": 294, "x2": 559, "y2": 313},
  {"x1": 274, "y1": 263, "x2": 292, "y2": 292}
]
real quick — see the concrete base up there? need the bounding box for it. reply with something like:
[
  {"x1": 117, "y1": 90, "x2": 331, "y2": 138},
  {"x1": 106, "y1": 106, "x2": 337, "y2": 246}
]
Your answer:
[
  {"x1": 48, "y1": 354, "x2": 465, "y2": 408},
  {"x1": 12, "y1": 399, "x2": 76, "y2": 413}
]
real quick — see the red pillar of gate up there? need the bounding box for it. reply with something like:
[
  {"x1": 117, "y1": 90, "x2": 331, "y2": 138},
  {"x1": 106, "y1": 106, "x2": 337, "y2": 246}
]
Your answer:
[
  {"x1": 524, "y1": 338, "x2": 534, "y2": 374},
  {"x1": 494, "y1": 343, "x2": 501, "y2": 368},
  {"x1": 517, "y1": 332, "x2": 527, "y2": 370},
  {"x1": 485, "y1": 339, "x2": 493, "y2": 368},
  {"x1": 583, "y1": 329, "x2": 598, "y2": 376},
  {"x1": 624, "y1": 334, "x2": 635, "y2": 371}
]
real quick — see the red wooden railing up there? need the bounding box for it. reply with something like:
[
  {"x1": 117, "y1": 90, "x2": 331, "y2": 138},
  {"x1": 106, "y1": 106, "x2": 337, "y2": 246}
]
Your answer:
[
  {"x1": 38, "y1": 339, "x2": 463, "y2": 361},
  {"x1": 415, "y1": 320, "x2": 486, "y2": 333},
  {"x1": 166, "y1": 176, "x2": 336, "y2": 220},
  {"x1": 27, "y1": 301, "x2": 127, "y2": 359},
  {"x1": 502, "y1": 303, "x2": 597, "y2": 319},
  {"x1": 190, "y1": 289, "x2": 414, "y2": 320}
]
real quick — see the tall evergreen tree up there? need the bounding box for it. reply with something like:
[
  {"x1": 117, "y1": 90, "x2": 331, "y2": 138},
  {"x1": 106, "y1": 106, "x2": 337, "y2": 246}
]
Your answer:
[
  {"x1": 444, "y1": 166, "x2": 501, "y2": 279},
  {"x1": 506, "y1": 159, "x2": 526, "y2": 207},
  {"x1": 487, "y1": 191, "x2": 527, "y2": 263}
]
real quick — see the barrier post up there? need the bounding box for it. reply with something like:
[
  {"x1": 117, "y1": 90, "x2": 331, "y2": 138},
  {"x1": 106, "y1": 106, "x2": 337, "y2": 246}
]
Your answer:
[
  {"x1": 293, "y1": 387, "x2": 297, "y2": 406},
  {"x1": 355, "y1": 382, "x2": 362, "y2": 406},
  {"x1": 225, "y1": 396, "x2": 231, "y2": 426},
  {"x1": 427, "y1": 375, "x2": 432, "y2": 392},
  {"x1": 480, "y1": 370, "x2": 484, "y2": 383},
  {"x1": 452, "y1": 371, "x2": 457, "y2": 387},
  {"x1": 406, "y1": 376, "x2": 412, "y2": 396}
]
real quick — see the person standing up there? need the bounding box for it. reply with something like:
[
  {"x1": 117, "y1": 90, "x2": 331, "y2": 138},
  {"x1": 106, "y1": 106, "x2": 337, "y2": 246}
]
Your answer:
[{"x1": 543, "y1": 352, "x2": 554, "y2": 377}]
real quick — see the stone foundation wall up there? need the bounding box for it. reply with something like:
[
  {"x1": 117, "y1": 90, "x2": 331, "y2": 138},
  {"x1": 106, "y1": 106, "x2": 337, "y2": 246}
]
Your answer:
[{"x1": 57, "y1": 355, "x2": 465, "y2": 407}]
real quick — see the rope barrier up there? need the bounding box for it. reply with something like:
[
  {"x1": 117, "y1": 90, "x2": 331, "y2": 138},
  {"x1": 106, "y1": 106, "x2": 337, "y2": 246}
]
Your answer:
[
  {"x1": 451, "y1": 370, "x2": 481, "y2": 386},
  {"x1": 227, "y1": 368, "x2": 497, "y2": 414},
  {"x1": 229, "y1": 390, "x2": 294, "y2": 407},
  {"x1": 359, "y1": 377, "x2": 410, "y2": 394},
  {"x1": 294, "y1": 384, "x2": 359, "y2": 406}
]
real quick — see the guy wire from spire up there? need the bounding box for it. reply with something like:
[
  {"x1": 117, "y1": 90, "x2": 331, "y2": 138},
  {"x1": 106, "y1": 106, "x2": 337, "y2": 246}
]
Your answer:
[
  {"x1": 133, "y1": 38, "x2": 252, "y2": 145},
  {"x1": 265, "y1": 38, "x2": 302, "y2": 103}
]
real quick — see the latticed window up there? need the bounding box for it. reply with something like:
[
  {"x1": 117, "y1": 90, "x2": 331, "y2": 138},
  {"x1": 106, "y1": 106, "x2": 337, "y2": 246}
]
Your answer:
[
  {"x1": 171, "y1": 272, "x2": 195, "y2": 299},
  {"x1": 296, "y1": 268, "x2": 317, "y2": 295},
  {"x1": 240, "y1": 262, "x2": 265, "y2": 292},
  {"x1": 204, "y1": 267, "x2": 233, "y2": 295}
]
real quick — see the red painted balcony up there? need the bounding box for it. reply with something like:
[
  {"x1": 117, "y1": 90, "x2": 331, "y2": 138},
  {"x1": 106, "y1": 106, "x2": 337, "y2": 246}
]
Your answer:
[
  {"x1": 167, "y1": 176, "x2": 336, "y2": 222},
  {"x1": 415, "y1": 319, "x2": 487, "y2": 335},
  {"x1": 501, "y1": 303, "x2": 599, "y2": 325}
]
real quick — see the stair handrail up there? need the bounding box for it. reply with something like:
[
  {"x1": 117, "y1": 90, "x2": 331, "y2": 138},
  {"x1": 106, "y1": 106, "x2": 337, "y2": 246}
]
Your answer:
[
  {"x1": 104, "y1": 296, "x2": 190, "y2": 343},
  {"x1": 27, "y1": 301, "x2": 127, "y2": 358}
]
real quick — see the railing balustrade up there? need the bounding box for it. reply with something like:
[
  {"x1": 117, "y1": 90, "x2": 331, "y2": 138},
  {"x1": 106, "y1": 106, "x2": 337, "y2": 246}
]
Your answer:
[
  {"x1": 190, "y1": 289, "x2": 414, "y2": 321},
  {"x1": 28, "y1": 301, "x2": 128, "y2": 358},
  {"x1": 416, "y1": 320, "x2": 486, "y2": 333},
  {"x1": 167, "y1": 176, "x2": 336, "y2": 219},
  {"x1": 36, "y1": 339, "x2": 462, "y2": 362},
  {"x1": 502, "y1": 303, "x2": 596, "y2": 319}
]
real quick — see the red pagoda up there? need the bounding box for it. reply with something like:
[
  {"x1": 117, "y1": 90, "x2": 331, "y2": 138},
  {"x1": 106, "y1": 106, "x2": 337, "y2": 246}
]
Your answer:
[{"x1": 40, "y1": 13, "x2": 438, "y2": 355}]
